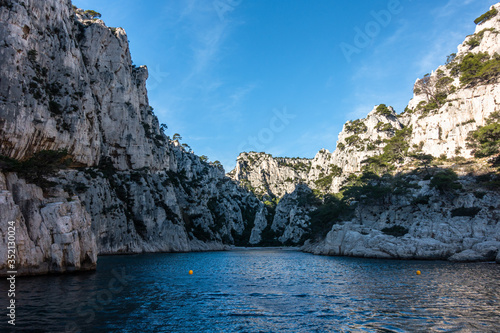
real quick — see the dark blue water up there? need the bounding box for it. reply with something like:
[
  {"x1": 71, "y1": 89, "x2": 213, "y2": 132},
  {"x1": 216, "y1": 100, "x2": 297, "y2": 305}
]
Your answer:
[{"x1": 1, "y1": 249, "x2": 499, "y2": 332}]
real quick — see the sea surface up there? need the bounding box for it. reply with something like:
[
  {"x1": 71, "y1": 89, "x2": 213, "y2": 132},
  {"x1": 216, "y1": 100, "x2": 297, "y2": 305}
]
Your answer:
[{"x1": 1, "y1": 248, "x2": 500, "y2": 332}]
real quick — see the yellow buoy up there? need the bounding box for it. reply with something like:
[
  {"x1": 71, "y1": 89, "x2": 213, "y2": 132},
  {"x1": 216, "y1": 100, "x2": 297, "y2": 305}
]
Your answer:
[
  {"x1": 416, "y1": 270, "x2": 421, "y2": 275},
  {"x1": 189, "y1": 270, "x2": 193, "y2": 275}
]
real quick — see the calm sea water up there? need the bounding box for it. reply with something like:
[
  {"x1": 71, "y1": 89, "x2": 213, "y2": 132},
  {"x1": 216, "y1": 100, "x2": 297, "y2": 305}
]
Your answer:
[{"x1": 1, "y1": 249, "x2": 500, "y2": 332}]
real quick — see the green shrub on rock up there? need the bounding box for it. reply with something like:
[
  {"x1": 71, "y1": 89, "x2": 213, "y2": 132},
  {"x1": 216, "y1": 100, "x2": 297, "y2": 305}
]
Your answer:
[
  {"x1": 466, "y1": 111, "x2": 500, "y2": 158},
  {"x1": 430, "y1": 169, "x2": 462, "y2": 193},
  {"x1": 474, "y1": 7, "x2": 498, "y2": 25},
  {"x1": 376, "y1": 104, "x2": 393, "y2": 116}
]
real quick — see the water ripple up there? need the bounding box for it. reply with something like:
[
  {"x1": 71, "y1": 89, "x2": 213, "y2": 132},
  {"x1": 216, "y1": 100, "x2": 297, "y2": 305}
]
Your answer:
[{"x1": 1, "y1": 250, "x2": 499, "y2": 332}]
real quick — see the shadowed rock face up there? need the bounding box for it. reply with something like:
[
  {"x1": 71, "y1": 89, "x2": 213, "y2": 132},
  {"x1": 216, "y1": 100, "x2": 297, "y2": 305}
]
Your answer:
[{"x1": 0, "y1": 172, "x2": 97, "y2": 275}]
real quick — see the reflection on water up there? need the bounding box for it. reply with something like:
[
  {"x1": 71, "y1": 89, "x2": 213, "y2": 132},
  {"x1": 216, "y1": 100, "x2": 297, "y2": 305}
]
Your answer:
[{"x1": 1, "y1": 249, "x2": 499, "y2": 332}]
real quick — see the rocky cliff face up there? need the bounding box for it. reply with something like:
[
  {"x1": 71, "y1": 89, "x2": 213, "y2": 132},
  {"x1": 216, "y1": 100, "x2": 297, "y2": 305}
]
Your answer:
[
  {"x1": 228, "y1": 152, "x2": 312, "y2": 198},
  {"x1": 0, "y1": 0, "x2": 267, "y2": 276},
  {"x1": 400, "y1": 4, "x2": 500, "y2": 159},
  {"x1": 0, "y1": 0, "x2": 179, "y2": 170},
  {"x1": 230, "y1": 3, "x2": 500, "y2": 259}
]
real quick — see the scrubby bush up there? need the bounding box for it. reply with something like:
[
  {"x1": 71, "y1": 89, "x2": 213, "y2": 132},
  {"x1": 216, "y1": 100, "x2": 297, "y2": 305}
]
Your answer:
[
  {"x1": 381, "y1": 225, "x2": 409, "y2": 237},
  {"x1": 376, "y1": 104, "x2": 393, "y2": 116},
  {"x1": 430, "y1": 169, "x2": 462, "y2": 193},
  {"x1": 382, "y1": 126, "x2": 412, "y2": 163},
  {"x1": 359, "y1": 127, "x2": 412, "y2": 176},
  {"x1": 314, "y1": 173, "x2": 334, "y2": 190},
  {"x1": 84, "y1": 10, "x2": 101, "y2": 19},
  {"x1": 474, "y1": 7, "x2": 498, "y2": 25},
  {"x1": 412, "y1": 195, "x2": 430, "y2": 205},
  {"x1": 345, "y1": 119, "x2": 367, "y2": 134},
  {"x1": 341, "y1": 172, "x2": 392, "y2": 205},
  {"x1": 48, "y1": 100, "x2": 63, "y2": 114},
  {"x1": 473, "y1": 191, "x2": 487, "y2": 199},
  {"x1": 345, "y1": 135, "x2": 361, "y2": 146},
  {"x1": 451, "y1": 207, "x2": 481, "y2": 217},
  {"x1": 27, "y1": 49, "x2": 38, "y2": 62},
  {"x1": 446, "y1": 53, "x2": 457, "y2": 65},
  {"x1": 329, "y1": 164, "x2": 343, "y2": 177},
  {"x1": 466, "y1": 111, "x2": 500, "y2": 158},
  {"x1": 466, "y1": 36, "x2": 481, "y2": 49},
  {"x1": 375, "y1": 122, "x2": 394, "y2": 132},
  {"x1": 459, "y1": 52, "x2": 500, "y2": 86},
  {"x1": 436, "y1": 76, "x2": 454, "y2": 89},
  {"x1": 306, "y1": 194, "x2": 352, "y2": 240}
]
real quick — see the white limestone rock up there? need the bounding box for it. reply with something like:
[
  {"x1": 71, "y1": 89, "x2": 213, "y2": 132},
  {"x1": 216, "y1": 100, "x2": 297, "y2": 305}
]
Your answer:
[
  {"x1": 271, "y1": 184, "x2": 313, "y2": 244},
  {"x1": 249, "y1": 206, "x2": 268, "y2": 245},
  {"x1": 302, "y1": 187, "x2": 500, "y2": 262},
  {"x1": 449, "y1": 250, "x2": 485, "y2": 262},
  {"x1": 0, "y1": 172, "x2": 97, "y2": 276}
]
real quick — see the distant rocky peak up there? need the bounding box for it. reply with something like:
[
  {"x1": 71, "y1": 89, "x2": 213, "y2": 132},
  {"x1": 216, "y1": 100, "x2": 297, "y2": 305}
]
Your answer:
[{"x1": 457, "y1": 3, "x2": 500, "y2": 57}]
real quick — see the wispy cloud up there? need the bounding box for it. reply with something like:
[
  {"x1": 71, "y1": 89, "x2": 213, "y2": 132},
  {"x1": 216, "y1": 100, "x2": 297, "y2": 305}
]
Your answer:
[
  {"x1": 373, "y1": 20, "x2": 409, "y2": 53},
  {"x1": 346, "y1": 104, "x2": 374, "y2": 121},
  {"x1": 414, "y1": 31, "x2": 465, "y2": 74},
  {"x1": 184, "y1": 23, "x2": 228, "y2": 85},
  {"x1": 210, "y1": 84, "x2": 256, "y2": 121},
  {"x1": 414, "y1": 0, "x2": 482, "y2": 74},
  {"x1": 148, "y1": 0, "x2": 246, "y2": 137},
  {"x1": 432, "y1": 0, "x2": 477, "y2": 18},
  {"x1": 298, "y1": 126, "x2": 343, "y2": 152},
  {"x1": 169, "y1": 0, "x2": 240, "y2": 89}
]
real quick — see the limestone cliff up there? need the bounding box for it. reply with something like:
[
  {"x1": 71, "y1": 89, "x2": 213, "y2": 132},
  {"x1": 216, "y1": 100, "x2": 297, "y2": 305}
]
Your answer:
[{"x1": 0, "y1": 0, "x2": 266, "y2": 276}]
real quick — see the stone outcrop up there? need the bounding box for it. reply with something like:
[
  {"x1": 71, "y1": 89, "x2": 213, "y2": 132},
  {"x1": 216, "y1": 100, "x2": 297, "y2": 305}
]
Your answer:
[
  {"x1": 302, "y1": 176, "x2": 500, "y2": 261},
  {"x1": 269, "y1": 184, "x2": 316, "y2": 245},
  {"x1": 57, "y1": 149, "x2": 265, "y2": 255},
  {"x1": 0, "y1": 172, "x2": 97, "y2": 275},
  {"x1": 400, "y1": 4, "x2": 500, "y2": 159},
  {"x1": 0, "y1": 0, "x2": 170, "y2": 170},
  {"x1": 228, "y1": 152, "x2": 313, "y2": 198}
]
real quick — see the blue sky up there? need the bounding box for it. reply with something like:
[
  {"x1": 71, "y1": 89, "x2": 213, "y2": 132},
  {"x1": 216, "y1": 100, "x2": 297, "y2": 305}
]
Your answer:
[{"x1": 73, "y1": 0, "x2": 496, "y2": 170}]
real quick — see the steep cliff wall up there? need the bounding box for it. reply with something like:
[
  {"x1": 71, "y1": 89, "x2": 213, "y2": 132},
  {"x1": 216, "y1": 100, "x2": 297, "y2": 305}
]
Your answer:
[
  {"x1": 0, "y1": 0, "x2": 267, "y2": 276},
  {"x1": 0, "y1": 0, "x2": 170, "y2": 170}
]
